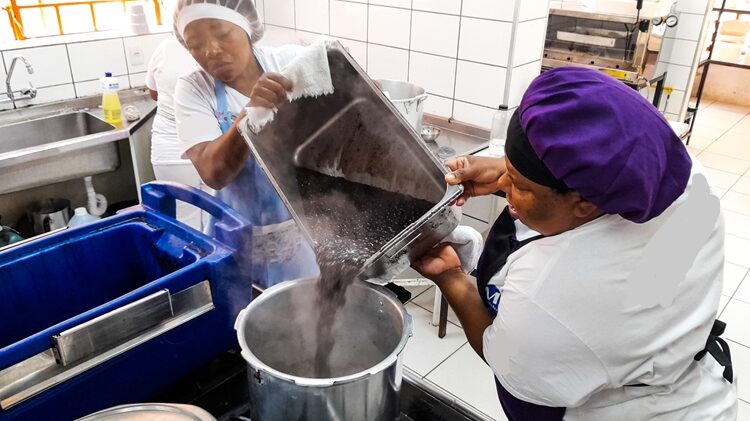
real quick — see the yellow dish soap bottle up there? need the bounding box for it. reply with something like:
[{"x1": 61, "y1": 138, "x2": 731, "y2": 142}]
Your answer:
[{"x1": 100, "y1": 72, "x2": 122, "y2": 128}]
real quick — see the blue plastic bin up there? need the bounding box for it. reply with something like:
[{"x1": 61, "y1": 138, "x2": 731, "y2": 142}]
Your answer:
[{"x1": 0, "y1": 182, "x2": 253, "y2": 420}]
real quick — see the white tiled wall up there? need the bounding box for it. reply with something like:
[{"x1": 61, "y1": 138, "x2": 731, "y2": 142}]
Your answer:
[
  {"x1": 0, "y1": 32, "x2": 170, "y2": 111},
  {"x1": 2, "y1": 1, "x2": 551, "y2": 129},
  {"x1": 256, "y1": 0, "x2": 551, "y2": 129},
  {"x1": 655, "y1": 0, "x2": 713, "y2": 121}
]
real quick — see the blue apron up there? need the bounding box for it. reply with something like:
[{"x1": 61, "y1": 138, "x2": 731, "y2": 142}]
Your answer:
[{"x1": 212, "y1": 80, "x2": 319, "y2": 288}]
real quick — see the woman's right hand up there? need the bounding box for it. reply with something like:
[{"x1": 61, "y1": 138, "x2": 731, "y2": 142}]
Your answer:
[
  {"x1": 445, "y1": 155, "x2": 506, "y2": 206},
  {"x1": 248, "y1": 73, "x2": 293, "y2": 109}
]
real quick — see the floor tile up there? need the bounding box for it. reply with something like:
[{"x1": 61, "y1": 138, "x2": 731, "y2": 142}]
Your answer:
[
  {"x1": 698, "y1": 151, "x2": 750, "y2": 175},
  {"x1": 686, "y1": 145, "x2": 705, "y2": 156},
  {"x1": 402, "y1": 284, "x2": 433, "y2": 304},
  {"x1": 728, "y1": 340, "x2": 750, "y2": 402},
  {"x1": 426, "y1": 343, "x2": 506, "y2": 420},
  {"x1": 732, "y1": 271, "x2": 750, "y2": 304},
  {"x1": 707, "y1": 133, "x2": 750, "y2": 161},
  {"x1": 704, "y1": 167, "x2": 741, "y2": 189},
  {"x1": 687, "y1": 135, "x2": 716, "y2": 150},
  {"x1": 419, "y1": 377, "x2": 508, "y2": 421},
  {"x1": 732, "y1": 177, "x2": 750, "y2": 196},
  {"x1": 402, "y1": 303, "x2": 467, "y2": 377},
  {"x1": 724, "y1": 262, "x2": 749, "y2": 297},
  {"x1": 700, "y1": 107, "x2": 748, "y2": 125},
  {"x1": 732, "y1": 119, "x2": 750, "y2": 135},
  {"x1": 724, "y1": 210, "x2": 750, "y2": 240},
  {"x1": 725, "y1": 235, "x2": 750, "y2": 267},
  {"x1": 697, "y1": 98, "x2": 716, "y2": 110},
  {"x1": 691, "y1": 123, "x2": 729, "y2": 140},
  {"x1": 719, "y1": 295, "x2": 730, "y2": 317},
  {"x1": 721, "y1": 299, "x2": 750, "y2": 346},
  {"x1": 739, "y1": 399, "x2": 750, "y2": 420},
  {"x1": 411, "y1": 285, "x2": 462, "y2": 326},
  {"x1": 722, "y1": 192, "x2": 750, "y2": 216},
  {"x1": 714, "y1": 187, "x2": 728, "y2": 199},
  {"x1": 710, "y1": 102, "x2": 750, "y2": 114},
  {"x1": 412, "y1": 285, "x2": 435, "y2": 310},
  {"x1": 705, "y1": 102, "x2": 750, "y2": 116}
]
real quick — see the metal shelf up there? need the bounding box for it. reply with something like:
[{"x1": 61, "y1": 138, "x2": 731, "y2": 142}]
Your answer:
[
  {"x1": 707, "y1": 59, "x2": 750, "y2": 69},
  {"x1": 690, "y1": 0, "x2": 750, "y2": 145},
  {"x1": 712, "y1": 7, "x2": 750, "y2": 14}
]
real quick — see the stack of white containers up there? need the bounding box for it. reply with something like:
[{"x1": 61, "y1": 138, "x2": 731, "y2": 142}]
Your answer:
[{"x1": 714, "y1": 19, "x2": 750, "y2": 64}]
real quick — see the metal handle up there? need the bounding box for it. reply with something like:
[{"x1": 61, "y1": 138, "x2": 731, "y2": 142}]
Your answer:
[
  {"x1": 141, "y1": 181, "x2": 252, "y2": 250},
  {"x1": 0, "y1": 226, "x2": 67, "y2": 253},
  {"x1": 0, "y1": 281, "x2": 214, "y2": 410},
  {"x1": 53, "y1": 290, "x2": 173, "y2": 366},
  {"x1": 385, "y1": 230, "x2": 423, "y2": 259}
]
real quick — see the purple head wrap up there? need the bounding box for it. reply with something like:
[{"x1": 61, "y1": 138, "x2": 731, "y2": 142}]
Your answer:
[{"x1": 517, "y1": 67, "x2": 692, "y2": 223}]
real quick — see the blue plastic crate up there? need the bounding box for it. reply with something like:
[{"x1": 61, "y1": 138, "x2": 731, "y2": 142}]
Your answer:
[{"x1": 0, "y1": 182, "x2": 253, "y2": 420}]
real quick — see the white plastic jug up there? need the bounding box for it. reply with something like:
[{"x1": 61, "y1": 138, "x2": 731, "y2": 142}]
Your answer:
[{"x1": 68, "y1": 207, "x2": 99, "y2": 228}]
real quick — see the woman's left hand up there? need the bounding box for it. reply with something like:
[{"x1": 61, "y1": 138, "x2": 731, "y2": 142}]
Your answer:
[
  {"x1": 249, "y1": 73, "x2": 293, "y2": 109},
  {"x1": 411, "y1": 244, "x2": 463, "y2": 285}
]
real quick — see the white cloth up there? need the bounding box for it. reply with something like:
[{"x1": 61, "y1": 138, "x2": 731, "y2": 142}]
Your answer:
[
  {"x1": 145, "y1": 35, "x2": 199, "y2": 162},
  {"x1": 174, "y1": 44, "x2": 303, "y2": 157},
  {"x1": 482, "y1": 157, "x2": 737, "y2": 419},
  {"x1": 442, "y1": 225, "x2": 483, "y2": 273},
  {"x1": 242, "y1": 38, "x2": 334, "y2": 134}
]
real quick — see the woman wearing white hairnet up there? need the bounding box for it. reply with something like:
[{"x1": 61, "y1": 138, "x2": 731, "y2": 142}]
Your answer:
[{"x1": 173, "y1": 0, "x2": 318, "y2": 288}]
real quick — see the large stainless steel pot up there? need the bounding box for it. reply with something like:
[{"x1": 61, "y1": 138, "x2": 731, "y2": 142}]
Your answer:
[
  {"x1": 235, "y1": 278, "x2": 412, "y2": 421},
  {"x1": 377, "y1": 79, "x2": 428, "y2": 132},
  {"x1": 27, "y1": 198, "x2": 71, "y2": 234}
]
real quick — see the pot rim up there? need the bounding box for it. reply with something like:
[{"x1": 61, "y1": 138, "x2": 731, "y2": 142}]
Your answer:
[
  {"x1": 375, "y1": 79, "x2": 428, "y2": 105},
  {"x1": 235, "y1": 277, "x2": 413, "y2": 387}
]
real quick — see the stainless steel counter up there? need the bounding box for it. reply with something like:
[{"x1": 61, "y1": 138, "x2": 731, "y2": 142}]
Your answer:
[
  {"x1": 422, "y1": 114, "x2": 490, "y2": 159},
  {"x1": 0, "y1": 88, "x2": 156, "y2": 133}
]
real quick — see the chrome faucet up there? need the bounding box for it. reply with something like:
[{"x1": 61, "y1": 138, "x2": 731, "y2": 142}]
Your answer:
[{"x1": 2, "y1": 55, "x2": 37, "y2": 109}]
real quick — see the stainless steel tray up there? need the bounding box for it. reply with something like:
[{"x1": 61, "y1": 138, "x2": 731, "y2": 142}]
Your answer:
[{"x1": 238, "y1": 41, "x2": 462, "y2": 283}]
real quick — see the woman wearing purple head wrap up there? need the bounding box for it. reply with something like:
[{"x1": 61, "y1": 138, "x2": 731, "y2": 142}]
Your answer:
[{"x1": 413, "y1": 68, "x2": 736, "y2": 420}]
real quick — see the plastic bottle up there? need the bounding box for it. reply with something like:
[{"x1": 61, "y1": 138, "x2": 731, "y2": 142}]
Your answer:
[
  {"x1": 100, "y1": 72, "x2": 122, "y2": 128},
  {"x1": 68, "y1": 207, "x2": 99, "y2": 228},
  {"x1": 489, "y1": 105, "x2": 511, "y2": 156}
]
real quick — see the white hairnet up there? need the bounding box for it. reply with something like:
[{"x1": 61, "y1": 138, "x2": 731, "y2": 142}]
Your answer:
[{"x1": 173, "y1": 0, "x2": 264, "y2": 46}]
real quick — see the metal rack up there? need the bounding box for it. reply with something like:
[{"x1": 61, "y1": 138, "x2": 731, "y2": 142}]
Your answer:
[{"x1": 691, "y1": 0, "x2": 750, "y2": 140}]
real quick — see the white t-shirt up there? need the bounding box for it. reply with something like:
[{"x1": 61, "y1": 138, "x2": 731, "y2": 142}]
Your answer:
[
  {"x1": 145, "y1": 36, "x2": 199, "y2": 163},
  {"x1": 174, "y1": 44, "x2": 303, "y2": 157},
  {"x1": 483, "y1": 158, "x2": 737, "y2": 420}
]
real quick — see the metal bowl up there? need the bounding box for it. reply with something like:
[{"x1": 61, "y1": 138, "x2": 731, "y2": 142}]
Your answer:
[{"x1": 420, "y1": 125, "x2": 441, "y2": 143}]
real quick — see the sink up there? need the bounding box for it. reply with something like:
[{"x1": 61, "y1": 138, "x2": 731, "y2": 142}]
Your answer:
[
  {"x1": 0, "y1": 112, "x2": 115, "y2": 154},
  {"x1": 0, "y1": 110, "x2": 126, "y2": 195}
]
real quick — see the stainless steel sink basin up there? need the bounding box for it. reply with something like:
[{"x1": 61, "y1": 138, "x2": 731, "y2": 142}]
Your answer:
[
  {"x1": 0, "y1": 110, "x2": 126, "y2": 195},
  {"x1": 0, "y1": 112, "x2": 115, "y2": 154}
]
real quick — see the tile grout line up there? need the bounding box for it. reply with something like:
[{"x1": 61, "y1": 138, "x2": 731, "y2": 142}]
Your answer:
[
  {"x1": 423, "y1": 342, "x2": 470, "y2": 378},
  {"x1": 415, "y1": 376, "x2": 500, "y2": 420},
  {"x1": 449, "y1": 0, "x2": 464, "y2": 120},
  {"x1": 412, "y1": 299, "x2": 464, "y2": 330},
  {"x1": 726, "y1": 338, "x2": 750, "y2": 351},
  {"x1": 265, "y1": 23, "x2": 520, "y2": 71},
  {"x1": 408, "y1": 285, "x2": 434, "y2": 302},
  {"x1": 406, "y1": 0, "x2": 413, "y2": 81}
]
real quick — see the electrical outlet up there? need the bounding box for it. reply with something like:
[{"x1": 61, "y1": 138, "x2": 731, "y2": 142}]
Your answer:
[{"x1": 129, "y1": 46, "x2": 145, "y2": 66}]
